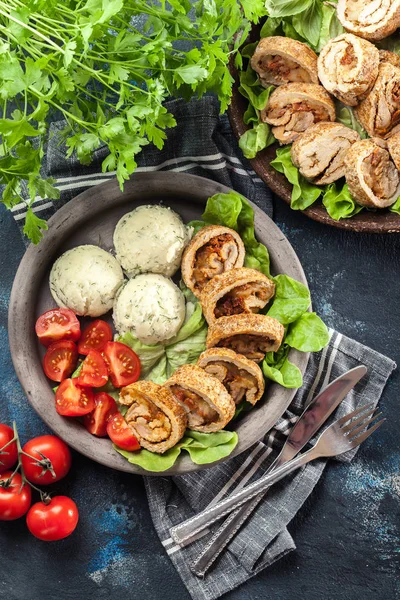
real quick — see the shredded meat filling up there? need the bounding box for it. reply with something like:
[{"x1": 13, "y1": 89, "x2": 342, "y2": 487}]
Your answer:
[
  {"x1": 214, "y1": 282, "x2": 270, "y2": 319},
  {"x1": 362, "y1": 148, "x2": 399, "y2": 199},
  {"x1": 126, "y1": 393, "x2": 171, "y2": 443},
  {"x1": 170, "y1": 385, "x2": 219, "y2": 426},
  {"x1": 217, "y1": 334, "x2": 273, "y2": 362},
  {"x1": 204, "y1": 361, "x2": 259, "y2": 404},
  {"x1": 192, "y1": 234, "x2": 239, "y2": 292}
]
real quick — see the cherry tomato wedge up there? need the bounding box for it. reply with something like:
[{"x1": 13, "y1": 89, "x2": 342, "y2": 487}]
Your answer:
[
  {"x1": 76, "y1": 350, "x2": 108, "y2": 388},
  {"x1": 77, "y1": 320, "x2": 113, "y2": 355},
  {"x1": 21, "y1": 435, "x2": 71, "y2": 486},
  {"x1": 83, "y1": 392, "x2": 118, "y2": 437},
  {"x1": 55, "y1": 379, "x2": 95, "y2": 417},
  {"x1": 106, "y1": 413, "x2": 140, "y2": 451},
  {"x1": 102, "y1": 342, "x2": 140, "y2": 387},
  {"x1": 0, "y1": 472, "x2": 31, "y2": 521},
  {"x1": 0, "y1": 424, "x2": 18, "y2": 473},
  {"x1": 26, "y1": 496, "x2": 79, "y2": 541},
  {"x1": 36, "y1": 308, "x2": 80, "y2": 347},
  {"x1": 43, "y1": 340, "x2": 78, "y2": 382}
]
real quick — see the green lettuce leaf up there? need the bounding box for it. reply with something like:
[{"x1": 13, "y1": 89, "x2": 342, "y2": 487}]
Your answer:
[
  {"x1": 262, "y1": 345, "x2": 303, "y2": 388},
  {"x1": 239, "y1": 121, "x2": 275, "y2": 159},
  {"x1": 389, "y1": 196, "x2": 400, "y2": 215},
  {"x1": 265, "y1": 0, "x2": 314, "y2": 18},
  {"x1": 317, "y1": 3, "x2": 344, "y2": 51},
  {"x1": 270, "y1": 146, "x2": 322, "y2": 210},
  {"x1": 260, "y1": 16, "x2": 283, "y2": 37},
  {"x1": 322, "y1": 182, "x2": 363, "y2": 220},
  {"x1": 115, "y1": 430, "x2": 238, "y2": 472},
  {"x1": 267, "y1": 274, "x2": 310, "y2": 324},
  {"x1": 285, "y1": 312, "x2": 330, "y2": 352},
  {"x1": 336, "y1": 105, "x2": 368, "y2": 139},
  {"x1": 292, "y1": 0, "x2": 322, "y2": 48}
]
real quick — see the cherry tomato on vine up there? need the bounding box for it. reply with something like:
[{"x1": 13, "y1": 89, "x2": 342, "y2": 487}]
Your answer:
[
  {"x1": 107, "y1": 413, "x2": 140, "y2": 451},
  {"x1": 35, "y1": 308, "x2": 80, "y2": 347},
  {"x1": 26, "y1": 496, "x2": 79, "y2": 541},
  {"x1": 77, "y1": 320, "x2": 112, "y2": 355},
  {"x1": 102, "y1": 342, "x2": 140, "y2": 387},
  {"x1": 76, "y1": 350, "x2": 108, "y2": 388},
  {"x1": 21, "y1": 435, "x2": 72, "y2": 486},
  {"x1": 83, "y1": 393, "x2": 118, "y2": 437},
  {"x1": 0, "y1": 472, "x2": 31, "y2": 521},
  {"x1": 0, "y1": 424, "x2": 18, "y2": 473},
  {"x1": 55, "y1": 379, "x2": 95, "y2": 417},
  {"x1": 43, "y1": 340, "x2": 78, "y2": 382}
]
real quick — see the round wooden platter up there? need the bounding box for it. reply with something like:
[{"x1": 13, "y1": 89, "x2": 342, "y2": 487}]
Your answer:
[
  {"x1": 228, "y1": 27, "x2": 400, "y2": 234},
  {"x1": 8, "y1": 172, "x2": 309, "y2": 476}
]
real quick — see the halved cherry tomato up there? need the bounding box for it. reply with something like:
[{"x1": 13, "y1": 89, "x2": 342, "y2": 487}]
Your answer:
[
  {"x1": 43, "y1": 340, "x2": 78, "y2": 382},
  {"x1": 0, "y1": 424, "x2": 18, "y2": 473},
  {"x1": 77, "y1": 320, "x2": 113, "y2": 355},
  {"x1": 21, "y1": 435, "x2": 71, "y2": 486},
  {"x1": 106, "y1": 413, "x2": 140, "y2": 451},
  {"x1": 76, "y1": 350, "x2": 108, "y2": 388},
  {"x1": 55, "y1": 379, "x2": 95, "y2": 417},
  {"x1": 35, "y1": 308, "x2": 80, "y2": 347},
  {"x1": 0, "y1": 472, "x2": 31, "y2": 521},
  {"x1": 102, "y1": 342, "x2": 140, "y2": 387},
  {"x1": 26, "y1": 496, "x2": 79, "y2": 541},
  {"x1": 83, "y1": 392, "x2": 118, "y2": 437}
]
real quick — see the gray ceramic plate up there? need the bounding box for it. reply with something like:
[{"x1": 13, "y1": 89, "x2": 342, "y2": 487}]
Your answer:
[{"x1": 8, "y1": 172, "x2": 309, "y2": 475}]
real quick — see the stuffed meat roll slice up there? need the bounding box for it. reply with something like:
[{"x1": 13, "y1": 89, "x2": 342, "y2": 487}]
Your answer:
[
  {"x1": 344, "y1": 138, "x2": 400, "y2": 208},
  {"x1": 291, "y1": 122, "x2": 360, "y2": 185},
  {"x1": 337, "y1": 0, "x2": 400, "y2": 41},
  {"x1": 387, "y1": 130, "x2": 400, "y2": 170},
  {"x1": 261, "y1": 83, "x2": 336, "y2": 144},
  {"x1": 250, "y1": 37, "x2": 318, "y2": 87},
  {"x1": 317, "y1": 34, "x2": 379, "y2": 106},
  {"x1": 165, "y1": 364, "x2": 236, "y2": 433},
  {"x1": 379, "y1": 49, "x2": 400, "y2": 69},
  {"x1": 181, "y1": 225, "x2": 245, "y2": 297},
  {"x1": 120, "y1": 381, "x2": 187, "y2": 454},
  {"x1": 355, "y1": 63, "x2": 400, "y2": 138},
  {"x1": 200, "y1": 267, "x2": 275, "y2": 325},
  {"x1": 198, "y1": 348, "x2": 265, "y2": 405},
  {"x1": 206, "y1": 313, "x2": 284, "y2": 362}
]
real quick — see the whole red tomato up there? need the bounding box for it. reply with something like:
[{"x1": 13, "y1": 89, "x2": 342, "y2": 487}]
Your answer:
[
  {"x1": 0, "y1": 472, "x2": 31, "y2": 520},
  {"x1": 0, "y1": 424, "x2": 18, "y2": 473},
  {"x1": 21, "y1": 436, "x2": 72, "y2": 485},
  {"x1": 26, "y1": 496, "x2": 79, "y2": 541}
]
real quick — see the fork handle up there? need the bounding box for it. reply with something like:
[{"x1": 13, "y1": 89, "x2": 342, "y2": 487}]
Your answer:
[{"x1": 171, "y1": 447, "x2": 317, "y2": 546}]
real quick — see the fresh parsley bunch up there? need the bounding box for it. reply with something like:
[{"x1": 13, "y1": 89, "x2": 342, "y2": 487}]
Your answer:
[{"x1": 0, "y1": 0, "x2": 266, "y2": 243}]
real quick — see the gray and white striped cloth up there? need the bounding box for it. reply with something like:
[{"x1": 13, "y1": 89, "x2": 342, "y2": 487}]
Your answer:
[{"x1": 12, "y1": 97, "x2": 396, "y2": 600}]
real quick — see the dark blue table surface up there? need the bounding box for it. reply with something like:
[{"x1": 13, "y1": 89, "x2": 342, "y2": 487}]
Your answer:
[{"x1": 1, "y1": 199, "x2": 399, "y2": 600}]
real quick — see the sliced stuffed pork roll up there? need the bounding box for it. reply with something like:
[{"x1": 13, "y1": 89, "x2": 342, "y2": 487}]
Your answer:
[
  {"x1": 344, "y1": 138, "x2": 400, "y2": 208},
  {"x1": 387, "y1": 130, "x2": 400, "y2": 170},
  {"x1": 165, "y1": 364, "x2": 236, "y2": 433},
  {"x1": 200, "y1": 267, "x2": 275, "y2": 325},
  {"x1": 337, "y1": 0, "x2": 400, "y2": 41},
  {"x1": 120, "y1": 381, "x2": 187, "y2": 454},
  {"x1": 206, "y1": 313, "x2": 284, "y2": 362},
  {"x1": 250, "y1": 37, "x2": 318, "y2": 87},
  {"x1": 291, "y1": 122, "x2": 360, "y2": 185},
  {"x1": 379, "y1": 49, "x2": 400, "y2": 69},
  {"x1": 181, "y1": 225, "x2": 245, "y2": 298},
  {"x1": 317, "y1": 34, "x2": 379, "y2": 106},
  {"x1": 355, "y1": 62, "x2": 400, "y2": 138},
  {"x1": 261, "y1": 83, "x2": 336, "y2": 144},
  {"x1": 197, "y1": 348, "x2": 265, "y2": 405}
]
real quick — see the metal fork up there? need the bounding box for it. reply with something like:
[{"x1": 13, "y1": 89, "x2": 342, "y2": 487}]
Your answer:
[{"x1": 170, "y1": 405, "x2": 384, "y2": 547}]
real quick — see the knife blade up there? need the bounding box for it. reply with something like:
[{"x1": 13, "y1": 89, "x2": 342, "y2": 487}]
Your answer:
[{"x1": 171, "y1": 365, "x2": 368, "y2": 557}]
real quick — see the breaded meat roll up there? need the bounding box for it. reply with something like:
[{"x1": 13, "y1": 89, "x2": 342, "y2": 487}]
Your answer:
[
  {"x1": 198, "y1": 348, "x2": 265, "y2": 405},
  {"x1": 291, "y1": 122, "x2": 360, "y2": 185},
  {"x1": 355, "y1": 62, "x2": 400, "y2": 138},
  {"x1": 261, "y1": 83, "x2": 336, "y2": 144},
  {"x1": 387, "y1": 130, "x2": 400, "y2": 170},
  {"x1": 200, "y1": 267, "x2": 275, "y2": 325},
  {"x1": 379, "y1": 49, "x2": 400, "y2": 69},
  {"x1": 181, "y1": 225, "x2": 245, "y2": 297},
  {"x1": 344, "y1": 138, "x2": 400, "y2": 208},
  {"x1": 120, "y1": 381, "x2": 187, "y2": 454},
  {"x1": 250, "y1": 37, "x2": 318, "y2": 87},
  {"x1": 317, "y1": 34, "x2": 379, "y2": 106},
  {"x1": 165, "y1": 364, "x2": 236, "y2": 433},
  {"x1": 206, "y1": 313, "x2": 284, "y2": 362},
  {"x1": 337, "y1": 0, "x2": 400, "y2": 41}
]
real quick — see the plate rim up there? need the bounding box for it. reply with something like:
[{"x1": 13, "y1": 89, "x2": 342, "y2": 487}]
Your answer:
[{"x1": 8, "y1": 171, "x2": 309, "y2": 475}]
